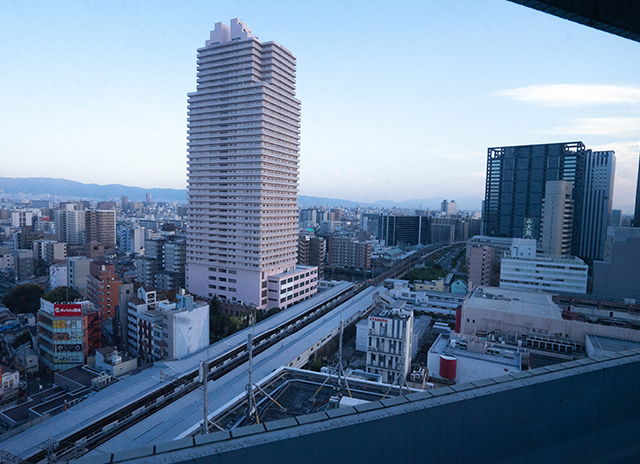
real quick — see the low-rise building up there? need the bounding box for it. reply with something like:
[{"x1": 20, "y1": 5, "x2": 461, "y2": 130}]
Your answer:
[
  {"x1": 461, "y1": 286, "x2": 640, "y2": 346},
  {"x1": 450, "y1": 279, "x2": 468, "y2": 294},
  {"x1": 160, "y1": 292, "x2": 209, "y2": 359},
  {"x1": 499, "y1": 239, "x2": 588, "y2": 294},
  {"x1": 414, "y1": 278, "x2": 445, "y2": 292},
  {"x1": 127, "y1": 287, "x2": 208, "y2": 361},
  {"x1": 1, "y1": 365, "x2": 20, "y2": 392},
  {"x1": 428, "y1": 333, "x2": 522, "y2": 384},
  {"x1": 267, "y1": 265, "x2": 318, "y2": 310},
  {"x1": 94, "y1": 346, "x2": 137, "y2": 377},
  {"x1": 500, "y1": 255, "x2": 588, "y2": 294}
]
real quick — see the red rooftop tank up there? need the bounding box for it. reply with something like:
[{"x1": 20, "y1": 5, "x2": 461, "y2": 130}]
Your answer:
[{"x1": 439, "y1": 355, "x2": 457, "y2": 379}]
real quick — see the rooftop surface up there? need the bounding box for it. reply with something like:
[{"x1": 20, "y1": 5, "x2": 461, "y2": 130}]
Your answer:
[
  {"x1": 430, "y1": 333, "x2": 521, "y2": 369},
  {"x1": 587, "y1": 334, "x2": 640, "y2": 354},
  {"x1": 467, "y1": 287, "x2": 563, "y2": 319}
]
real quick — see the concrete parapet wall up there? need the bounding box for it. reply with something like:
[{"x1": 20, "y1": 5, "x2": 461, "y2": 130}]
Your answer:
[{"x1": 74, "y1": 353, "x2": 640, "y2": 464}]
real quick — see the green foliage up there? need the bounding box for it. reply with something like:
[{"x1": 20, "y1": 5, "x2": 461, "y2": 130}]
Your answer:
[
  {"x1": 433, "y1": 263, "x2": 443, "y2": 270},
  {"x1": 406, "y1": 267, "x2": 448, "y2": 283},
  {"x1": 309, "y1": 359, "x2": 324, "y2": 372},
  {"x1": 1, "y1": 284, "x2": 44, "y2": 314},
  {"x1": 209, "y1": 296, "x2": 241, "y2": 343},
  {"x1": 43, "y1": 286, "x2": 81, "y2": 303},
  {"x1": 256, "y1": 307, "x2": 282, "y2": 323},
  {"x1": 12, "y1": 331, "x2": 31, "y2": 349}
]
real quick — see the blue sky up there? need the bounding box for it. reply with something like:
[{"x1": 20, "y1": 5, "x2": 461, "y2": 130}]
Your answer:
[{"x1": 1, "y1": 1, "x2": 639, "y2": 210}]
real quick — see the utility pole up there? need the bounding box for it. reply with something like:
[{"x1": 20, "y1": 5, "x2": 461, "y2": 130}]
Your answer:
[
  {"x1": 199, "y1": 351, "x2": 209, "y2": 434},
  {"x1": 338, "y1": 314, "x2": 344, "y2": 391},
  {"x1": 247, "y1": 333, "x2": 257, "y2": 424}
]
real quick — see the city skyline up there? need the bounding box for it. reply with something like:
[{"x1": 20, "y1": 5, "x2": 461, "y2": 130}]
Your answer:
[{"x1": 1, "y1": 1, "x2": 639, "y2": 210}]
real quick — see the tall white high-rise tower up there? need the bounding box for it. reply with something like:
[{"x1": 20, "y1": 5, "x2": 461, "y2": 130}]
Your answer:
[{"x1": 186, "y1": 19, "x2": 317, "y2": 309}]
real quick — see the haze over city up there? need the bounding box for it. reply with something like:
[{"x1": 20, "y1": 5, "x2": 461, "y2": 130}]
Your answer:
[{"x1": 1, "y1": 0, "x2": 639, "y2": 210}]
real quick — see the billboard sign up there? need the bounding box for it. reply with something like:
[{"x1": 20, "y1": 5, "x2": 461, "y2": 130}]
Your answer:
[{"x1": 53, "y1": 304, "x2": 82, "y2": 317}]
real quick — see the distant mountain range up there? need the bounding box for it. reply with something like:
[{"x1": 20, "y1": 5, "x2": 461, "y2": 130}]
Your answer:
[
  {"x1": 0, "y1": 177, "x2": 187, "y2": 203},
  {"x1": 298, "y1": 195, "x2": 483, "y2": 211},
  {"x1": 0, "y1": 177, "x2": 483, "y2": 211}
]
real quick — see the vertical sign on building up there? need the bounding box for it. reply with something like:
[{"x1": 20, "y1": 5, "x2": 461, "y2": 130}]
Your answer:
[{"x1": 524, "y1": 218, "x2": 534, "y2": 239}]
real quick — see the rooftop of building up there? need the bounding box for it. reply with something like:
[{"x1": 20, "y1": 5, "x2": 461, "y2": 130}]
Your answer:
[
  {"x1": 467, "y1": 287, "x2": 563, "y2": 320},
  {"x1": 468, "y1": 235, "x2": 514, "y2": 243},
  {"x1": 0, "y1": 364, "x2": 16, "y2": 374},
  {"x1": 587, "y1": 334, "x2": 640, "y2": 355},
  {"x1": 430, "y1": 333, "x2": 522, "y2": 369},
  {"x1": 502, "y1": 254, "x2": 587, "y2": 265},
  {"x1": 96, "y1": 347, "x2": 117, "y2": 356},
  {"x1": 199, "y1": 367, "x2": 405, "y2": 431},
  {"x1": 56, "y1": 365, "x2": 104, "y2": 389},
  {"x1": 371, "y1": 301, "x2": 411, "y2": 320}
]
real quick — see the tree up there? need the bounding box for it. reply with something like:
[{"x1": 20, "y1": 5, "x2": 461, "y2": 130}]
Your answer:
[
  {"x1": 34, "y1": 259, "x2": 48, "y2": 277},
  {"x1": 256, "y1": 307, "x2": 282, "y2": 323},
  {"x1": 1, "y1": 284, "x2": 44, "y2": 314},
  {"x1": 43, "y1": 286, "x2": 81, "y2": 303}
]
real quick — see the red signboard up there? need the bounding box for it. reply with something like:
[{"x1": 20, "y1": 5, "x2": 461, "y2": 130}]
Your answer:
[
  {"x1": 53, "y1": 304, "x2": 82, "y2": 317},
  {"x1": 369, "y1": 317, "x2": 389, "y2": 323}
]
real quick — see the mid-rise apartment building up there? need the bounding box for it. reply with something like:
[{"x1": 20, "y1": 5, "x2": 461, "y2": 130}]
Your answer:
[
  {"x1": 87, "y1": 261, "x2": 122, "y2": 321},
  {"x1": 85, "y1": 210, "x2": 117, "y2": 249},
  {"x1": 55, "y1": 205, "x2": 85, "y2": 246},
  {"x1": 33, "y1": 239, "x2": 67, "y2": 262},
  {"x1": 67, "y1": 256, "x2": 92, "y2": 297},
  {"x1": 328, "y1": 236, "x2": 371, "y2": 270},
  {"x1": 37, "y1": 299, "x2": 101, "y2": 371},
  {"x1": 366, "y1": 301, "x2": 414, "y2": 385},
  {"x1": 468, "y1": 245, "x2": 495, "y2": 290}
]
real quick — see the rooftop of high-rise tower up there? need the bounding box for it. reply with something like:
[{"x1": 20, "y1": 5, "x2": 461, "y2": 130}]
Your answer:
[{"x1": 206, "y1": 18, "x2": 255, "y2": 46}]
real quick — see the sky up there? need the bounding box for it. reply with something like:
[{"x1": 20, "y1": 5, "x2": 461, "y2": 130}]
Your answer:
[{"x1": 1, "y1": 1, "x2": 639, "y2": 211}]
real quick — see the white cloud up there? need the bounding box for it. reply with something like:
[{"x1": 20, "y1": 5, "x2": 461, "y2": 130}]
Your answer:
[
  {"x1": 542, "y1": 117, "x2": 640, "y2": 136},
  {"x1": 497, "y1": 84, "x2": 640, "y2": 106}
]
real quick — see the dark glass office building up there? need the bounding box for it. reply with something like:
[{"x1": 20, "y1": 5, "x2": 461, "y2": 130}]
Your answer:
[
  {"x1": 368, "y1": 214, "x2": 430, "y2": 247},
  {"x1": 483, "y1": 142, "x2": 587, "y2": 255}
]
